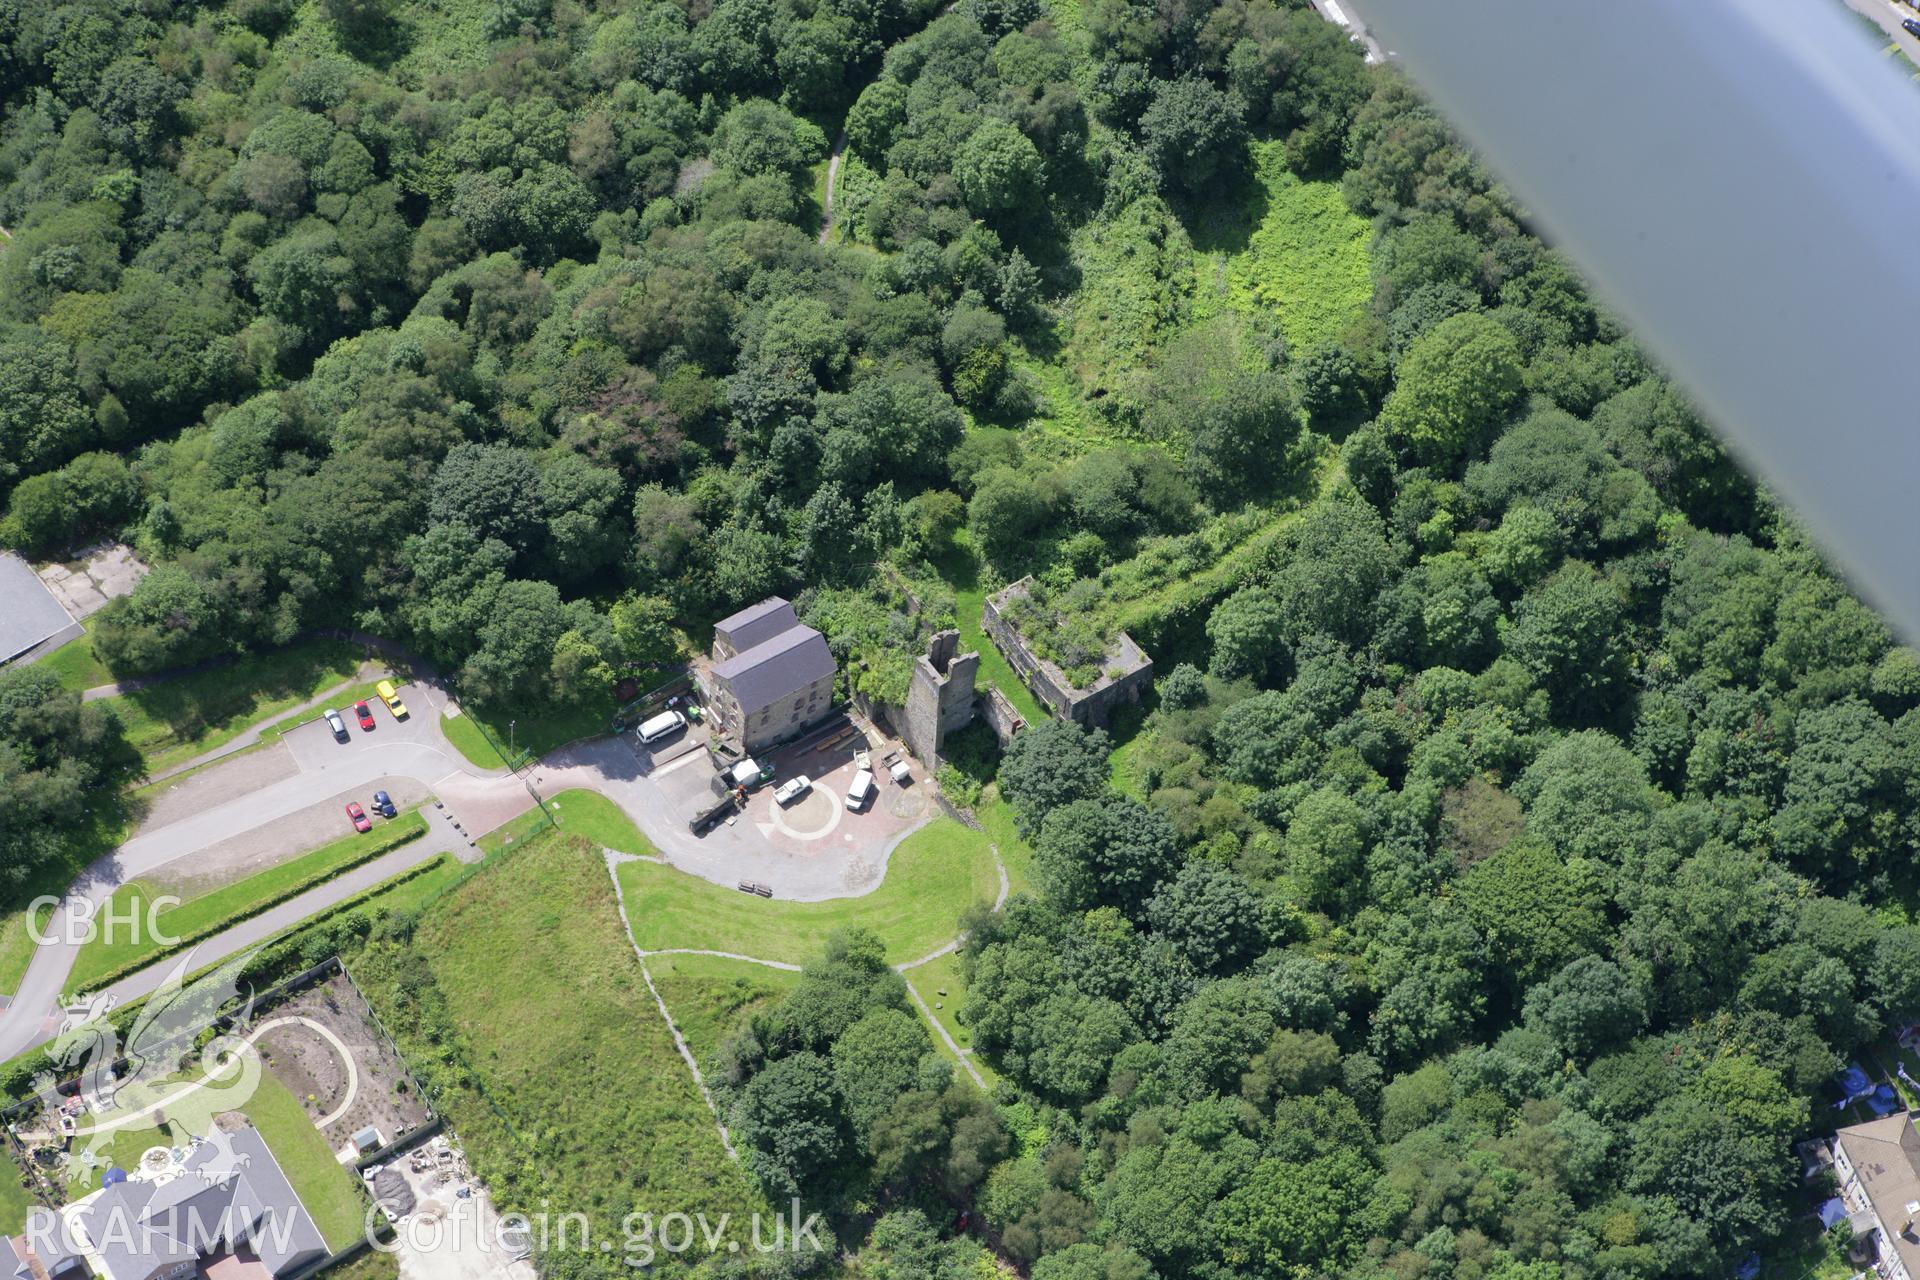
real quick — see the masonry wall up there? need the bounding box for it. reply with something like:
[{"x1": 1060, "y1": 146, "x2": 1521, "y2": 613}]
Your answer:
[
  {"x1": 903, "y1": 631, "x2": 980, "y2": 767},
  {"x1": 719, "y1": 672, "x2": 835, "y2": 753},
  {"x1": 1070, "y1": 658, "x2": 1153, "y2": 730},
  {"x1": 981, "y1": 589, "x2": 1074, "y2": 718},
  {"x1": 982, "y1": 581, "x2": 1154, "y2": 731},
  {"x1": 976, "y1": 686, "x2": 1026, "y2": 747}
]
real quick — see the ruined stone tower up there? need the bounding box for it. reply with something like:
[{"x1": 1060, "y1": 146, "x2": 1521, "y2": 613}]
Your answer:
[{"x1": 903, "y1": 630, "x2": 980, "y2": 768}]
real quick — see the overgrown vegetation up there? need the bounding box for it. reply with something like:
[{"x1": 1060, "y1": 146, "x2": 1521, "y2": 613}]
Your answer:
[
  {"x1": 351, "y1": 833, "x2": 771, "y2": 1276},
  {"x1": 4, "y1": 0, "x2": 1914, "y2": 1271}
]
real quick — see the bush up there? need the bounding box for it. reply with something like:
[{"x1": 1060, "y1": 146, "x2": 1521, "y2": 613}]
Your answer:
[{"x1": 2, "y1": 452, "x2": 140, "y2": 551}]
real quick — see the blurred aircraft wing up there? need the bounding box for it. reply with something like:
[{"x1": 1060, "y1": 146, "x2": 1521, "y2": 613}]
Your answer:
[{"x1": 1364, "y1": 0, "x2": 1920, "y2": 641}]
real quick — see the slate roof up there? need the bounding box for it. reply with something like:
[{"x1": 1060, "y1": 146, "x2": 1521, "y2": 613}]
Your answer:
[
  {"x1": 1838, "y1": 1111, "x2": 1920, "y2": 1280},
  {"x1": 72, "y1": 1129, "x2": 329, "y2": 1280},
  {"x1": 10, "y1": 1207, "x2": 89, "y2": 1280},
  {"x1": 0, "y1": 553, "x2": 74, "y2": 664},
  {"x1": 713, "y1": 598, "x2": 800, "y2": 656},
  {"x1": 712, "y1": 623, "x2": 835, "y2": 715}
]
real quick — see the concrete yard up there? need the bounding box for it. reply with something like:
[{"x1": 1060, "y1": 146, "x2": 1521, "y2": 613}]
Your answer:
[
  {"x1": 35, "y1": 542, "x2": 149, "y2": 622},
  {"x1": 536, "y1": 714, "x2": 937, "y2": 900}
]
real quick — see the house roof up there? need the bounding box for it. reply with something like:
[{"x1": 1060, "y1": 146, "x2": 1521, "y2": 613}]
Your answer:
[
  {"x1": 1838, "y1": 1111, "x2": 1920, "y2": 1279},
  {"x1": 712, "y1": 624, "x2": 834, "y2": 716},
  {"x1": 0, "y1": 553, "x2": 74, "y2": 664},
  {"x1": 73, "y1": 1129, "x2": 329, "y2": 1280},
  {"x1": 10, "y1": 1207, "x2": 88, "y2": 1280},
  {"x1": 713, "y1": 597, "x2": 799, "y2": 655},
  {"x1": 210, "y1": 1129, "x2": 329, "y2": 1275}
]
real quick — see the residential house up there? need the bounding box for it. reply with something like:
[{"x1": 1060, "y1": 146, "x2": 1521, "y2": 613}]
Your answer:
[
  {"x1": 1834, "y1": 1110, "x2": 1920, "y2": 1280},
  {"x1": 9, "y1": 1207, "x2": 89, "y2": 1280},
  {"x1": 49, "y1": 1127, "x2": 331, "y2": 1280},
  {"x1": 704, "y1": 598, "x2": 836, "y2": 754}
]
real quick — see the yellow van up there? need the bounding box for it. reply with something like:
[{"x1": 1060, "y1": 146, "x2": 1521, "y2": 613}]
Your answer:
[{"x1": 376, "y1": 678, "x2": 409, "y2": 720}]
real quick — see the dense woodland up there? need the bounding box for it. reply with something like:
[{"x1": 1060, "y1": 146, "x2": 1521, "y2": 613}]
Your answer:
[{"x1": 6, "y1": 0, "x2": 1920, "y2": 1277}]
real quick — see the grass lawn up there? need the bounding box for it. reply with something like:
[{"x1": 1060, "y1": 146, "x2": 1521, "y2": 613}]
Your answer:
[
  {"x1": 65, "y1": 1113, "x2": 176, "y2": 1205},
  {"x1": 975, "y1": 791, "x2": 1034, "y2": 898},
  {"x1": 347, "y1": 853, "x2": 466, "y2": 917},
  {"x1": 936, "y1": 537, "x2": 1051, "y2": 728},
  {"x1": 362, "y1": 832, "x2": 769, "y2": 1235},
  {"x1": 0, "y1": 807, "x2": 134, "y2": 997},
  {"x1": 68, "y1": 811, "x2": 428, "y2": 993},
  {"x1": 0, "y1": 901, "x2": 57, "y2": 1001},
  {"x1": 475, "y1": 802, "x2": 551, "y2": 853},
  {"x1": 645, "y1": 952, "x2": 801, "y2": 1068},
  {"x1": 617, "y1": 816, "x2": 1000, "y2": 966},
  {"x1": 902, "y1": 950, "x2": 1000, "y2": 1089},
  {"x1": 244, "y1": 1068, "x2": 368, "y2": 1250},
  {"x1": 904, "y1": 951, "x2": 973, "y2": 1050},
  {"x1": 460, "y1": 698, "x2": 612, "y2": 768},
  {"x1": 439, "y1": 708, "x2": 507, "y2": 770},
  {"x1": 39, "y1": 628, "x2": 112, "y2": 691},
  {"x1": 0, "y1": 1162, "x2": 35, "y2": 1237},
  {"x1": 1109, "y1": 733, "x2": 1147, "y2": 799},
  {"x1": 543, "y1": 789, "x2": 651, "y2": 855},
  {"x1": 1191, "y1": 140, "x2": 1374, "y2": 357},
  {"x1": 102, "y1": 639, "x2": 364, "y2": 775},
  {"x1": 1101, "y1": 698, "x2": 1153, "y2": 797},
  {"x1": 327, "y1": 1253, "x2": 400, "y2": 1280}
]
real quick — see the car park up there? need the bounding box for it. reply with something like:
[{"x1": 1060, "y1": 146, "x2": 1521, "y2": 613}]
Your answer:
[
  {"x1": 354, "y1": 700, "x2": 376, "y2": 731},
  {"x1": 638, "y1": 709, "x2": 688, "y2": 744},
  {"x1": 845, "y1": 768, "x2": 875, "y2": 811},
  {"x1": 325, "y1": 709, "x2": 349, "y2": 743},
  {"x1": 372, "y1": 790, "x2": 397, "y2": 818},
  {"x1": 345, "y1": 802, "x2": 371, "y2": 833},
  {"x1": 376, "y1": 678, "x2": 409, "y2": 719},
  {"x1": 773, "y1": 775, "x2": 812, "y2": 805}
]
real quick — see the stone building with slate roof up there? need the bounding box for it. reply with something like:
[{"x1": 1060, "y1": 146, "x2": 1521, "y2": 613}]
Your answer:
[{"x1": 704, "y1": 598, "x2": 837, "y2": 754}]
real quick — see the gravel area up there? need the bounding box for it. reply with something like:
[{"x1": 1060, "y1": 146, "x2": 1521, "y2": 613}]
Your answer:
[
  {"x1": 148, "y1": 775, "x2": 432, "y2": 897},
  {"x1": 260, "y1": 971, "x2": 431, "y2": 1144},
  {"x1": 136, "y1": 741, "x2": 300, "y2": 831}
]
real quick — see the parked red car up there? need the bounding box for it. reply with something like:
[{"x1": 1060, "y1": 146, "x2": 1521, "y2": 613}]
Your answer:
[
  {"x1": 345, "y1": 802, "x2": 371, "y2": 833},
  {"x1": 354, "y1": 700, "x2": 376, "y2": 731}
]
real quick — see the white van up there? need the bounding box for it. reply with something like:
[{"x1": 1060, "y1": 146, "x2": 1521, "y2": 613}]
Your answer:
[
  {"x1": 845, "y1": 769, "x2": 875, "y2": 811},
  {"x1": 637, "y1": 709, "x2": 687, "y2": 744}
]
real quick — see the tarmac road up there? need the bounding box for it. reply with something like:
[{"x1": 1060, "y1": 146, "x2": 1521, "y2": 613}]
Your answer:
[{"x1": 0, "y1": 684, "x2": 526, "y2": 1063}]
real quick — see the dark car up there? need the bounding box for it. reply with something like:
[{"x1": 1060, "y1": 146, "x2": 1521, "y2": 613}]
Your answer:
[
  {"x1": 345, "y1": 802, "x2": 371, "y2": 833},
  {"x1": 325, "y1": 708, "x2": 349, "y2": 743},
  {"x1": 354, "y1": 700, "x2": 376, "y2": 731},
  {"x1": 1904, "y1": 16, "x2": 1920, "y2": 37},
  {"x1": 372, "y1": 790, "x2": 397, "y2": 818}
]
